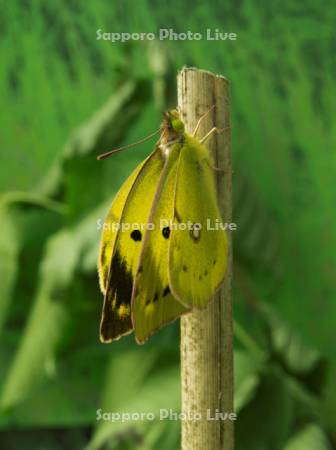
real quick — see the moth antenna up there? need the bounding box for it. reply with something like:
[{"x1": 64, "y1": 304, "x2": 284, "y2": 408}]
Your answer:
[{"x1": 97, "y1": 129, "x2": 160, "y2": 160}]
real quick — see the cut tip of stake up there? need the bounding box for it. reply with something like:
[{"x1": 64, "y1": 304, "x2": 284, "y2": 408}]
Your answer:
[{"x1": 97, "y1": 129, "x2": 160, "y2": 160}]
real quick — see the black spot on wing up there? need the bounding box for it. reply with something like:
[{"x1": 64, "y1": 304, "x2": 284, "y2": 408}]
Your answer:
[
  {"x1": 100, "y1": 250, "x2": 133, "y2": 341},
  {"x1": 162, "y1": 227, "x2": 170, "y2": 239},
  {"x1": 163, "y1": 286, "x2": 170, "y2": 297},
  {"x1": 146, "y1": 291, "x2": 159, "y2": 306},
  {"x1": 145, "y1": 286, "x2": 170, "y2": 307},
  {"x1": 182, "y1": 265, "x2": 188, "y2": 272},
  {"x1": 130, "y1": 230, "x2": 142, "y2": 241}
]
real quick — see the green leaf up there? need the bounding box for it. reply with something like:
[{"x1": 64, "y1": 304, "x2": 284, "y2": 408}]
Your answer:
[
  {"x1": 234, "y1": 349, "x2": 262, "y2": 412},
  {"x1": 0, "y1": 202, "x2": 106, "y2": 411},
  {"x1": 236, "y1": 370, "x2": 294, "y2": 450},
  {"x1": 0, "y1": 207, "x2": 19, "y2": 334},
  {"x1": 283, "y1": 424, "x2": 332, "y2": 450},
  {"x1": 261, "y1": 304, "x2": 328, "y2": 395},
  {"x1": 86, "y1": 348, "x2": 180, "y2": 450},
  {"x1": 37, "y1": 79, "x2": 151, "y2": 205},
  {"x1": 0, "y1": 194, "x2": 64, "y2": 337}
]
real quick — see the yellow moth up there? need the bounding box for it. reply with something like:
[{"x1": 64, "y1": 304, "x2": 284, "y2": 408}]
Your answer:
[{"x1": 98, "y1": 109, "x2": 228, "y2": 344}]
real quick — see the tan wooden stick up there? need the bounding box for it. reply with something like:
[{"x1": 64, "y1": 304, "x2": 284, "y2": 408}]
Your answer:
[{"x1": 178, "y1": 68, "x2": 233, "y2": 450}]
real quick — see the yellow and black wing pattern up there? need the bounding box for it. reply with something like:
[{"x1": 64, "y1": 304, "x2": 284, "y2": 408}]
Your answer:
[{"x1": 98, "y1": 149, "x2": 164, "y2": 342}]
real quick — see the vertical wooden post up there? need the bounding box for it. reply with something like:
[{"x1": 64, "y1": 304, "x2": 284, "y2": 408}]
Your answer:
[{"x1": 178, "y1": 68, "x2": 233, "y2": 450}]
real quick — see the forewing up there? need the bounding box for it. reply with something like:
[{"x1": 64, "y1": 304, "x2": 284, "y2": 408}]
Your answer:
[
  {"x1": 169, "y1": 135, "x2": 228, "y2": 308},
  {"x1": 99, "y1": 149, "x2": 164, "y2": 342},
  {"x1": 132, "y1": 145, "x2": 190, "y2": 344},
  {"x1": 98, "y1": 159, "x2": 146, "y2": 294}
]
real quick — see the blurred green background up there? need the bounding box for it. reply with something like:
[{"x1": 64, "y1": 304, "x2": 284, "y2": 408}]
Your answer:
[{"x1": 0, "y1": 1, "x2": 335, "y2": 449}]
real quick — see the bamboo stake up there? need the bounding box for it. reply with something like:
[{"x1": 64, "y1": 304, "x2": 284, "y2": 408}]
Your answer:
[{"x1": 178, "y1": 68, "x2": 233, "y2": 450}]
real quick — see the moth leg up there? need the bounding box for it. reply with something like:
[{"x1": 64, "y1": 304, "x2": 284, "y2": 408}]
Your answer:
[
  {"x1": 204, "y1": 160, "x2": 230, "y2": 173},
  {"x1": 199, "y1": 125, "x2": 230, "y2": 144},
  {"x1": 212, "y1": 165, "x2": 225, "y2": 173},
  {"x1": 192, "y1": 105, "x2": 215, "y2": 137}
]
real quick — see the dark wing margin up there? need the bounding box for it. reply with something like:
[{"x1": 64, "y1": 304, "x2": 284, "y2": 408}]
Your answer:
[{"x1": 100, "y1": 250, "x2": 134, "y2": 342}]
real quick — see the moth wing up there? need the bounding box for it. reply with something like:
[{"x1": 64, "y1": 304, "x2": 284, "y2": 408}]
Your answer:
[
  {"x1": 98, "y1": 159, "x2": 146, "y2": 295},
  {"x1": 169, "y1": 135, "x2": 228, "y2": 308},
  {"x1": 99, "y1": 149, "x2": 164, "y2": 342},
  {"x1": 132, "y1": 145, "x2": 190, "y2": 344}
]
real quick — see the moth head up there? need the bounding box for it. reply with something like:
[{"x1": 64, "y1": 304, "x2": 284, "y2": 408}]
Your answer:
[
  {"x1": 162, "y1": 109, "x2": 185, "y2": 135},
  {"x1": 168, "y1": 109, "x2": 185, "y2": 134}
]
